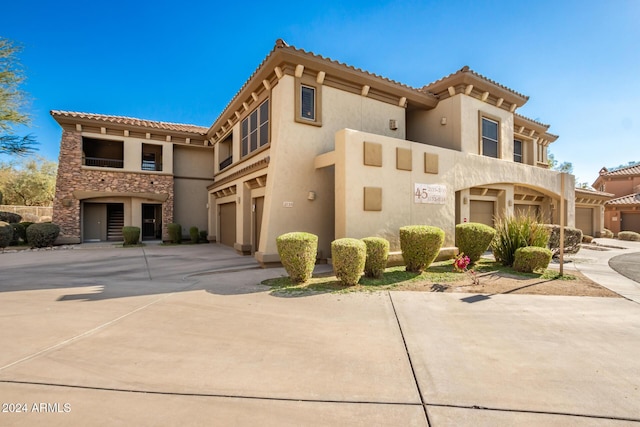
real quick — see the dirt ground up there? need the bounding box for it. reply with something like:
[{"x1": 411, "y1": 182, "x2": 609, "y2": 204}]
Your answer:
[{"x1": 395, "y1": 269, "x2": 620, "y2": 298}]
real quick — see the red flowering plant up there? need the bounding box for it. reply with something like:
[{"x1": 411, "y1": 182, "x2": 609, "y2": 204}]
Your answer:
[{"x1": 453, "y1": 252, "x2": 480, "y2": 285}]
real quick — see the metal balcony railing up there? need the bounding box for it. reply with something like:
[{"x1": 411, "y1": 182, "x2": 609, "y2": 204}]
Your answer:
[{"x1": 84, "y1": 157, "x2": 124, "y2": 168}]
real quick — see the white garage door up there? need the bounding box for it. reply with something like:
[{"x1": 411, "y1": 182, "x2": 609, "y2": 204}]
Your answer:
[
  {"x1": 470, "y1": 200, "x2": 495, "y2": 227},
  {"x1": 575, "y1": 207, "x2": 593, "y2": 236}
]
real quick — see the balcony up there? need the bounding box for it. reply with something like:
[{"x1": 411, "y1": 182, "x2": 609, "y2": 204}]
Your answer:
[
  {"x1": 219, "y1": 155, "x2": 233, "y2": 171},
  {"x1": 84, "y1": 156, "x2": 124, "y2": 168}
]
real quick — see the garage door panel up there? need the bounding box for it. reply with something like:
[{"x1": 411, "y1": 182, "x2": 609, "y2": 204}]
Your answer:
[
  {"x1": 621, "y1": 212, "x2": 640, "y2": 233},
  {"x1": 470, "y1": 200, "x2": 495, "y2": 227},
  {"x1": 576, "y1": 207, "x2": 593, "y2": 236},
  {"x1": 219, "y1": 202, "x2": 236, "y2": 248}
]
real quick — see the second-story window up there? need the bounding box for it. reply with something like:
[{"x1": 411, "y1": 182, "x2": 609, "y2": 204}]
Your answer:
[
  {"x1": 481, "y1": 117, "x2": 499, "y2": 158},
  {"x1": 142, "y1": 143, "x2": 163, "y2": 171},
  {"x1": 301, "y1": 85, "x2": 315, "y2": 120},
  {"x1": 514, "y1": 139, "x2": 523, "y2": 163},
  {"x1": 241, "y1": 99, "x2": 269, "y2": 157}
]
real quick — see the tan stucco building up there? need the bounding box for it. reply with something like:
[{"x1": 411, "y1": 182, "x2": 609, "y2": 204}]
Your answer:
[
  {"x1": 593, "y1": 164, "x2": 640, "y2": 234},
  {"x1": 53, "y1": 40, "x2": 586, "y2": 263}
]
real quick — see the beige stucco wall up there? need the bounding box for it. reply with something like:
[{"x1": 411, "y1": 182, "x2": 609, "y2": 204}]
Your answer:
[
  {"x1": 256, "y1": 75, "x2": 406, "y2": 262},
  {"x1": 333, "y1": 129, "x2": 574, "y2": 249},
  {"x1": 407, "y1": 95, "x2": 462, "y2": 151}
]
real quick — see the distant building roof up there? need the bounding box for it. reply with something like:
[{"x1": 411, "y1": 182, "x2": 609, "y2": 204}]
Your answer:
[
  {"x1": 606, "y1": 193, "x2": 640, "y2": 206},
  {"x1": 50, "y1": 110, "x2": 208, "y2": 135},
  {"x1": 598, "y1": 163, "x2": 640, "y2": 177}
]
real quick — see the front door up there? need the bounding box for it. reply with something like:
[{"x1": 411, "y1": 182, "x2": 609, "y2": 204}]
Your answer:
[{"x1": 142, "y1": 204, "x2": 162, "y2": 240}]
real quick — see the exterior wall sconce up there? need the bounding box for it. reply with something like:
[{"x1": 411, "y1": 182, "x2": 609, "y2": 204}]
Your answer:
[
  {"x1": 462, "y1": 196, "x2": 468, "y2": 204},
  {"x1": 389, "y1": 119, "x2": 398, "y2": 130},
  {"x1": 440, "y1": 117, "x2": 447, "y2": 125},
  {"x1": 508, "y1": 200, "x2": 513, "y2": 207},
  {"x1": 308, "y1": 191, "x2": 316, "y2": 201}
]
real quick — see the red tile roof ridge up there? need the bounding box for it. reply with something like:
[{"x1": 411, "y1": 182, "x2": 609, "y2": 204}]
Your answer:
[
  {"x1": 600, "y1": 163, "x2": 640, "y2": 176},
  {"x1": 606, "y1": 193, "x2": 640, "y2": 205},
  {"x1": 422, "y1": 65, "x2": 529, "y2": 100},
  {"x1": 50, "y1": 110, "x2": 208, "y2": 134},
  {"x1": 514, "y1": 112, "x2": 550, "y2": 129}
]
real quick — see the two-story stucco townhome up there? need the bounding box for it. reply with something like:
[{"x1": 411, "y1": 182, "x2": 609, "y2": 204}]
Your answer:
[
  {"x1": 593, "y1": 164, "x2": 640, "y2": 234},
  {"x1": 53, "y1": 39, "x2": 580, "y2": 265}
]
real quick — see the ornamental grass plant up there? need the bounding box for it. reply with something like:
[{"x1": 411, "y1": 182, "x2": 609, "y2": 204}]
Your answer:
[{"x1": 491, "y1": 214, "x2": 549, "y2": 267}]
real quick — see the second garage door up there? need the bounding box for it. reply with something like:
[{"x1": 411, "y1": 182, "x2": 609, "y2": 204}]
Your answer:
[
  {"x1": 621, "y1": 212, "x2": 640, "y2": 233},
  {"x1": 219, "y1": 202, "x2": 237, "y2": 248},
  {"x1": 575, "y1": 207, "x2": 594, "y2": 236},
  {"x1": 470, "y1": 200, "x2": 495, "y2": 227}
]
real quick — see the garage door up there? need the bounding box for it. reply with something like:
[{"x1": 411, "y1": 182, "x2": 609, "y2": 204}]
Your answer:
[
  {"x1": 621, "y1": 212, "x2": 640, "y2": 233},
  {"x1": 470, "y1": 200, "x2": 495, "y2": 227},
  {"x1": 575, "y1": 207, "x2": 594, "y2": 236},
  {"x1": 514, "y1": 204, "x2": 540, "y2": 220},
  {"x1": 219, "y1": 202, "x2": 236, "y2": 248}
]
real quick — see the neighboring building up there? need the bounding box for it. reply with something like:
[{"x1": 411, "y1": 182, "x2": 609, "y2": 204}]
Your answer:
[
  {"x1": 593, "y1": 164, "x2": 640, "y2": 234},
  {"x1": 52, "y1": 112, "x2": 213, "y2": 243},
  {"x1": 574, "y1": 187, "x2": 614, "y2": 237},
  {"x1": 52, "y1": 40, "x2": 577, "y2": 264}
]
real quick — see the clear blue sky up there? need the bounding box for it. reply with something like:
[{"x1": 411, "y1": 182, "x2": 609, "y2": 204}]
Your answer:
[{"x1": 3, "y1": 0, "x2": 639, "y2": 185}]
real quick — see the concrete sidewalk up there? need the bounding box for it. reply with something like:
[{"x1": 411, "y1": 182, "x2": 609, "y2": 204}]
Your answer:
[{"x1": 0, "y1": 242, "x2": 639, "y2": 425}]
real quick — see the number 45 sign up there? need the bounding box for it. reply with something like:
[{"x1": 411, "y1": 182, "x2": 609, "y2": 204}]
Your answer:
[{"x1": 414, "y1": 183, "x2": 447, "y2": 204}]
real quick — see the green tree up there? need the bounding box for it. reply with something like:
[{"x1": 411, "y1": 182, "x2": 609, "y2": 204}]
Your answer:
[
  {"x1": 0, "y1": 157, "x2": 56, "y2": 206},
  {"x1": 548, "y1": 152, "x2": 573, "y2": 174},
  {"x1": 0, "y1": 38, "x2": 37, "y2": 155}
]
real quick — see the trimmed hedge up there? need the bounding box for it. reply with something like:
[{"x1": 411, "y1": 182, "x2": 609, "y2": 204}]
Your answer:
[
  {"x1": 276, "y1": 232, "x2": 318, "y2": 283},
  {"x1": 492, "y1": 215, "x2": 549, "y2": 267},
  {"x1": 0, "y1": 221, "x2": 12, "y2": 249},
  {"x1": 618, "y1": 231, "x2": 640, "y2": 242},
  {"x1": 362, "y1": 237, "x2": 390, "y2": 279},
  {"x1": 545, "y1": 225, "x2": 582, "y2": 257},
  {"x1": 199, "y1": 230, "x2": 208, "y2": 243},
  {"x1": 513, "y1": 246, "x2": 552, "y2": 273},
  {"x1": 0, "y1": 211, "x2": 22, "y2": 224},
  {"x1": 26, "y1": 223, "x2": 60, "y2": 248},
  {"x1": 189, "y1": 226, "x2": 199, "y2": 243},
  {"x1": 167, "y1": 223, "x2": 182, "y2": 244},
  {"x1": 455, "y1": 222, "x2": 496, "y2": 264},
  {"x1": 399, "y1": 225, "x2": 445, "y2": 272},
  {"x1": 332, "y1": 238, "x2": 366, "y2": 286},
  {"x1": 602, "y1": 228, "x2": 614, "y2": 238},
  {"x1": 122, "y1": 226, "x2": 140, "y2": 246},
  {"x1": 582, "y1": 235, "x2": 594, "y2": 243}
]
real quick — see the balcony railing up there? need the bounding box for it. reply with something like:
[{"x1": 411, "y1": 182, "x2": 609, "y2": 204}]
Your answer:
[
  {"x1": 219, "y1": 155, "x2": 233, "y2": 171},
  {"x1": 84, "y1": 157, "x2": 124, "y2": 168}
]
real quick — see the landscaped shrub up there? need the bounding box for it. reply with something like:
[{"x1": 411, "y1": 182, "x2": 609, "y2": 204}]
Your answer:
[
  {"x1": 0, "y1": 211, "x2": 22, "y2": 224},
  {"x1": 0, "y1": 221, "x2": 12, "y2": 249},
  {"x1": 199, "y1": 230, "x2": 208, "y2": 243},
  {"x1": 276, "y1": 232, "x2": 318, "y2": 283},
  {"x1": 618, "y1": 231, "x2": 640, "y2": 242},
  {"x1": 20, "y1": 222, "x2": 34, "y2": 244},
  {"x1": 491, "y1": 215, "x2": 549, "y2": 267},
  {"x1": 26, "y1": 223, "x2": 60, "y2": 248},
  {"x1": 513, "y1": 246, "x2": 553, "y2": 273},
  {"x1": 361, "y1": 237, "x2": 390, "y2": 279},
  {"x1": 331, "y1": 238, "x2": 366, "y2": 285},
  {"x1": 10, "y1": 223, "x2": 21, "y2": 245},
  {"x1": 122, "y1": 226, "x2": 140, "y2": 246},
  {"x1": 545, "y1": 225, "x2": 582, "y2": 257},
  {"x1": 455, "y1": 222, "x2": 496, "y2": 264},
  {"x1": 602, "y1": 228, "x2": 614, "y2": 238},
  {"x1": 399, "y1": 225, "x2": 445, "y2": 272},
  {"x1": 582, "y1": 235, "x2": 594, "y2": 243},
  {"x1": 189, "y1": 226, "x2": 199, "y2": 243},
  {"x1": 167, "y1": 223, "x2": 182, "y2": 244}
]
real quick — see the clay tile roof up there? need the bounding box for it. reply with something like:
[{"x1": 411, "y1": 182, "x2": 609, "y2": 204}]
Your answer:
[
  {"x1": 574, "y1": 187, "x2": 614, "y2": 198},
  {"x1": 514, "y1": 113, "x2": 549, "y2": 129},
  {"x1": 606, "y1": 193, "x2": 640, "y2": 206},
  {"x1": 422, "y1": 65, "x2": 529, "y2": 101},
  {"x1": 600, "y1": 163, "x2": 640, "y2": 177},
  {"x1": 50, "y1": 110, "x2": 208, "y2": 135}
]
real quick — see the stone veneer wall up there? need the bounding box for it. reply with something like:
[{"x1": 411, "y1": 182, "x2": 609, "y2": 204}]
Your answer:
[{"x1": 53, "y1": 130, "x2": 174, "y2": 243}]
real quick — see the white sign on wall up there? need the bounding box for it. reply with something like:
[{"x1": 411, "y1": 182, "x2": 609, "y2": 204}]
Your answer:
[{"x1": 414, "y1": 183, "x2": 447, "y2": 204}]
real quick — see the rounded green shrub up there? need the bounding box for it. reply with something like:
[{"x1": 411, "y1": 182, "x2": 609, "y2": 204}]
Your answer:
[
  {"x1": 167, "y1": 223, "x2": 182, "y2": 244},
  {"x1": 26, "y1": 223, "x2": 60, "y2": 248},
  {"x1": 0, "y1": 221, "x2": 12, "y2": 249},
  {"x1": 332, "y1": 238, "x2": 367, "y2": 286},
  {"x1": 455, "y1": 222, "x2": 496, "y2": 264},
  {"x1": 602, "y1": 228, "x2": 614, "y2": 238},
  {"x1": 545, "y1": 225, "x2": 582, "y2": 257},
  {"x1": 189, "y1": 226, "x2": 199, "y2": 243},
  {"x1": 122, "y1": 226, "x2": 140, "y2": 246},
  {"x1": 399, "y1": 225, "x2": 445, "y2": 272},
  {"x1": 0, "y1": 211, "x2": 22, "y2": 224},
  {"x1": 199, "y1": 230, "x2": 208, "y2": 243},
  {"x1": 276, "y1": 232, "x2": 318, "y2": 283},
  {"x1": 618, "y1": 231, "x2": 640, "y2": 242},
  {"x1": 492, "y1": 215, "x2": 549, "y2": 267},
  {"x1": 582, "y1": 235, "x2": 594, "y2": 243},
  {"x1": 361, "y1": 237, "x2": 390, "y2": 279},
  {"x1": 513, "y1": 246, "x2": 552, "y2": 273},
  {"x1": 20, "y1": 222, "x2": 34, "y2": 244}
]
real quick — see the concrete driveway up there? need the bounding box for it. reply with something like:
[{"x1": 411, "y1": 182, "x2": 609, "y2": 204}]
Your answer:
[{"x1": 0, "y1": 243, "x2": 639, "y2": 426}]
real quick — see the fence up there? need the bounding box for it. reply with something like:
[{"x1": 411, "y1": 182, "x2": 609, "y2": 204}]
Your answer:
[{"x1": 0, "y1": 205, "x2": 53, "y2": 222}]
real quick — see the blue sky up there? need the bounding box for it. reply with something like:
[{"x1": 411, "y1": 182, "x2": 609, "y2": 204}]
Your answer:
[{"x1": 3, "y1": 0, "x2": 639, "y2": 185}]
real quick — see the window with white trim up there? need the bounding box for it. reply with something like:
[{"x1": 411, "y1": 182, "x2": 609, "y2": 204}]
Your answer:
[
  {"x1": 513, "y1": 139, "x2": 523, "y2": 163},
  {"x1": 241, "y1": 99, "x2": 269, "y2": 157},
  {"x1": 481, "y1": 117, "x2": 499, "y2": 158}
]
